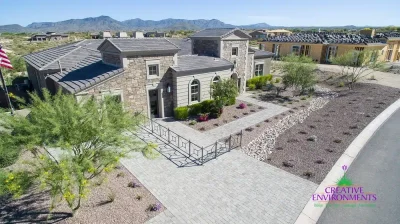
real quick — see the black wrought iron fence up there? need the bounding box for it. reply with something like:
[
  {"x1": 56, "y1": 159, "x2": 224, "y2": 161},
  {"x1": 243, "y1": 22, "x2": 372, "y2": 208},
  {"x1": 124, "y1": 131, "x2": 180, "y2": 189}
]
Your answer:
[{"x1": 139, "y1": 116, "x2": 242, "y2": 165}]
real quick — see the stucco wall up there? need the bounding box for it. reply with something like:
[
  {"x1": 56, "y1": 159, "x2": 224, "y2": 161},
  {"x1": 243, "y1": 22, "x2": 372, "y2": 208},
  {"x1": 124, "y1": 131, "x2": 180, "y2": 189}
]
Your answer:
[
  {"x1": 192, "y1": 39, "x2": 220, "y2": 57},
  {"x1": 246, "y1": 53, "x2": 254, "y2": 80},
  {"x1": 262, "y1": 42, "x2": 324, "y2": 62},
  {"x1": 253, "y1": 58, "x2": 272, "y2": 78},
  {"x1": 173, "y1": 68, "x2": 233, "y2": 107}
]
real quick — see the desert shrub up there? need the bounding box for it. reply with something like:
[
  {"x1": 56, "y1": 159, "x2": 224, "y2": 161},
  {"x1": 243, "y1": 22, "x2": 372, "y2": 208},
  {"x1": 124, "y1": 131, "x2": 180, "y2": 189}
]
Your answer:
[
  {"x1": 281, "y1": 55, "x2": 317, "y2": 94},
  {"x1": 211, "y1": 79, "x2": 238, "y2": 108},
  {"x1": 210, "y1": 103, "x2": 222, "y2": 118},
  {"x1": 174, "y1": 106, "x2": 189, "y2": 120},
  {"x1": 239, "y1": 102, "x2": 247, "y2": 109},
  {"x1": 248, "y1": 84, "x2": 256, "y2": 90},
  {"x1": 275, "y1": 78, "x2": 281, "y2": 83},
  {"x1": 338, "y1": 81, "x2": 345, "y2": 87},
  {"x1": 246, "y1": 75, "x2": 272, "y2": 89},
  {"x1": 201, "y1": 100, "x2": 214, "y2": 113},
  {"x1": 0, "y1": 142, "x2": 21, "y2": 168},
  {"x1": 188, "y1": 120, "x2": 197, "y2": 125},
  {"x1": 189, "y1": 103, "x2": 203, "y2": 116}
]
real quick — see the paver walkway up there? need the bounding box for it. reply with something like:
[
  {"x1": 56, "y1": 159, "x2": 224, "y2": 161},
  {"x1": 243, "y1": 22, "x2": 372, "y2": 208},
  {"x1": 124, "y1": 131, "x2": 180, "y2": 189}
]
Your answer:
[
  {"x1": 122, "y1": 131, "x2": 317, "y2": 224},
  {"x1": 157, "y1": 96, "x2": 288, "y2": 146}
]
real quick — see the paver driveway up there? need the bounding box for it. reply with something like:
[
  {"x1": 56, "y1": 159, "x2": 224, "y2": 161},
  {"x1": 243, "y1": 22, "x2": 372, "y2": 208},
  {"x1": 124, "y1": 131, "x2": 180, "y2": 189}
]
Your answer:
[{"x1": 122, "y1": 130, "x2": 317, "y2": 224}]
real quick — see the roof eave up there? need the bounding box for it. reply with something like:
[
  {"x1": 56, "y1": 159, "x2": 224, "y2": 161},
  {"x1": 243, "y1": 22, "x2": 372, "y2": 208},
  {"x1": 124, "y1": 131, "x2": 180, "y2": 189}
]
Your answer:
[{"x1": 171, "y1": 65, "x2": 233, "y2": 75}]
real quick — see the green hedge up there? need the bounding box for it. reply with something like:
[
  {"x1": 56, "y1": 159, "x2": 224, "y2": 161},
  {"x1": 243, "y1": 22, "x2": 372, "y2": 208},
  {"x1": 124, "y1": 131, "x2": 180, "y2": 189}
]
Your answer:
[
  {"x1": 201, "y1": 100, "x2": 214, "y2": 113},
  {"x1": 174, "y1": 106, "x2": 189, "y2": 120},
  {"x1": 246, "y1": 74, "x2": 274, "y2": 90},
  {"x1": 189, "y1": 103, "x2": 203, "y2": 116}
]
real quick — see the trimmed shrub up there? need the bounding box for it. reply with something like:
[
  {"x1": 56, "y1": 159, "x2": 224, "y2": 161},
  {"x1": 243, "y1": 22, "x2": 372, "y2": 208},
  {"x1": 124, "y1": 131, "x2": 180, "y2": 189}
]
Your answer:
[
  {"x1": 189, "y1": 103, "x2": 203, "y2": 116},
  {"x1": 174, "y1": 106, "x2": 189, "y2": 120},
  {"x1": 201, "y1": 100, "x2": 214, "y2": 113},
  {"x1": 248, "y1": 84, "x2": 256, "y2": 90},
  {"x1": 226, "y1": 97, "x2": 236, "y2": 106},
  {"x1": 246, "y1": 75, "x2": 272, "y2": 89}
]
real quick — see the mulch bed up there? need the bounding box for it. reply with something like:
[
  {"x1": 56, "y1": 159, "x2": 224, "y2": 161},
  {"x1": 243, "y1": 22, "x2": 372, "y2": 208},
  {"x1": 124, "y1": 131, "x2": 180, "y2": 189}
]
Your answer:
[
  {"x1": 265, "y1": 83, "x2": 400, "y2": 184},
  {"x1": 181, "y1": 100, "x2": 263, "y2": 132},
  {"x1": 246, "y1": 88, "x2": 313, "y2": 110},
  {"x1": 0, "y1": 165, "x2": 164, "y2": 224}
]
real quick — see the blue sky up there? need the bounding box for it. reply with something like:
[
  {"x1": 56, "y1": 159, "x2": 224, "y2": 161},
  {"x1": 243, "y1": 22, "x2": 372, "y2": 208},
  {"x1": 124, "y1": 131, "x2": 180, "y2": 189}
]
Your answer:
[{"x1": 1, "y1": 0, "x2": 399, "y2": 26}]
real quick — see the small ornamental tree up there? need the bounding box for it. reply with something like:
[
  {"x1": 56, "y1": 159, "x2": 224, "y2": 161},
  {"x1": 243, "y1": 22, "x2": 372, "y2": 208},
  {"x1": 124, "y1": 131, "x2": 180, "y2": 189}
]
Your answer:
[
  {"x1": 0, "y1": 90, "x2": 156, "y2": 215},
  {"x1": 331, "y1": 50, "x2": 383, "y2": 90},
  {"x1": 281, "y1": 54, "x2": 317, "y2": 95},
  {"x1": 211, "y1": 79, "x2": 238, "y2": 108}
]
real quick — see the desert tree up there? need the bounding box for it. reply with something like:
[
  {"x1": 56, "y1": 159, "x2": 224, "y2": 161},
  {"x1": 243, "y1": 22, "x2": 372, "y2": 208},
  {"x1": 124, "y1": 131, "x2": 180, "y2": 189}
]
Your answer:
[
  {"x1": 331, "y1": 49, "x2": 383, "y2": 89},
  {"x1": 211, "y1": 79, "x2": 238, "y2": 107},
  {"x1": 0, "y1": 90, "x2": 156, "y2": 215},
  {"x1": 280, "y1": 54, "x2": 317, "y2": 95}
]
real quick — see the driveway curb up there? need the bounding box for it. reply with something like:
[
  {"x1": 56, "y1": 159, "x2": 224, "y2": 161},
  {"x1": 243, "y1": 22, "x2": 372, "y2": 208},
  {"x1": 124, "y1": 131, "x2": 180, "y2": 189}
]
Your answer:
[{"x1": 294, "y1": 98, "x2": 400, "y2": 224}]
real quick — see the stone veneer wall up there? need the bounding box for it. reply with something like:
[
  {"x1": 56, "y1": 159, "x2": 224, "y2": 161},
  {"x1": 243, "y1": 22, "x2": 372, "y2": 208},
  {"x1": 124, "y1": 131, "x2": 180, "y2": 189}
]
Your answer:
[
  {"x1": 221, "y1": 40, "x2": 249, "y2": 92},
  {"x1": 84, "y1": 54, "x2": 175, "y2": 117},
  {"x1": 102, "y1": 53, "x2": 122, "y2": 67},
  {"x1": 192, "y1": 39, "x2": 219, "y2": 57}
]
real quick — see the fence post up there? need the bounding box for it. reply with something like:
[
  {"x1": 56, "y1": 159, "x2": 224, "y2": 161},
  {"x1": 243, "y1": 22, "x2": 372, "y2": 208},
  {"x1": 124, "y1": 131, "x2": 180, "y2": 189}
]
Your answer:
[
  {"x1": 167, "y1": 128, "x2": 170, "y2": 143},
  {"x1": 159, "y1": 124, "x2": 162, "y2": 137},
  {"x1": 151, "y1": 119, "x2": 154, "y2": 133},
  {"x1": 178, "y1": 135, "x2": 180, "y2": 148},
  {"x1": 201, "y1": 147, "x2": 204, "y2": 164},
  {"x1": 189, "y1": 140, "x2": 191, "y2": 157},
  {"x1": 229, "y1": 134, "x2": 232, "y2": 151},
  {"x1": 214, "y1": 141, "x2": 218, "y2": 158}
]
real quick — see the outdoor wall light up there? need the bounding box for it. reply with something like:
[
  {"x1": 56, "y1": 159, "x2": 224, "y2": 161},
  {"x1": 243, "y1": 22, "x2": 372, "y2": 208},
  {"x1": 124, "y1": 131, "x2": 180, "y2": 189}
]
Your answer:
[{"x1": 167, "y1": 83, "x2": 171, "y2": 93}]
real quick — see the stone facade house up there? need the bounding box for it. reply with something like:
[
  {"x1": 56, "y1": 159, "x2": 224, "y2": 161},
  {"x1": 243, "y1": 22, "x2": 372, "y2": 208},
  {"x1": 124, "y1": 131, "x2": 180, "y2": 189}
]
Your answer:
[
  {"x1": 23, "y1": 28, "x2": 273, "y2": 118},
  {"x1": 29, "y1": 32, "x2": 68, "y2": 42}
]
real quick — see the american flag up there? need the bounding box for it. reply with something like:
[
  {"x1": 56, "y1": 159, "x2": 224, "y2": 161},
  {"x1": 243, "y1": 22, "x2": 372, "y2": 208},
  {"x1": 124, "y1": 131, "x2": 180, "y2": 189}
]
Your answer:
[{"x1": 0, "y1": 45, "x2": 13, "y2": 69}]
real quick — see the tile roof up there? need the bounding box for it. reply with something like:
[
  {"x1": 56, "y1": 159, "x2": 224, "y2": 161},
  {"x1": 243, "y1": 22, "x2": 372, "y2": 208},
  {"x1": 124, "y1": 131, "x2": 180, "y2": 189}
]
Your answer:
[
  {"x1": 23, "y1": 39, "x2": 104, "y2": 70},
  {"x1": 265, "y1": 32, "x2": 384, "y2": 45},
  {"x1": 165, "y1": 38, "x2": 192, "y2": 56},
  {"x1": 103, "y1": 38, "x2": 180, "y2": 52},
  {"x1": 375, "y1": 32, "x2": 400, "y2": 39},
  {"x1": 190, "y1": 28, "x2": 237, "y2": 38},
  {"x1": 171, "y1": 55, "x2": 233, "y2": 73},
  {"x1": 47, "y1": 55, "x2": 124, "y2": 94}
]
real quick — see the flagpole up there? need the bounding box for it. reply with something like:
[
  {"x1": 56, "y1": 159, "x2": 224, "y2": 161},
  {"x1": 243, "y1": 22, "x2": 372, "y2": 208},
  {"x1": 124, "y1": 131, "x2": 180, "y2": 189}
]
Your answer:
[{"x1": 0, "y1": 68, "x2": 14, "y2": 115}]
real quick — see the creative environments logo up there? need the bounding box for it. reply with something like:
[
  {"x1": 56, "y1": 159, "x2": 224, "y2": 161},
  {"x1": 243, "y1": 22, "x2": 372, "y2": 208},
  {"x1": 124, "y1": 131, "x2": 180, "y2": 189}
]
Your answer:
[{"x1": 312, "y1": 165, "x2": 377, "y2": 208}]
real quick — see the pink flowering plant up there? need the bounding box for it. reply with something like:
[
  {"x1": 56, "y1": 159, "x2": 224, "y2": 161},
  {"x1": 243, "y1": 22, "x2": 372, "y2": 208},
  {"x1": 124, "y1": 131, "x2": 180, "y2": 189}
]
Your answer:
[{"x1": 239, "y1": 102, "x2": 247, "y2": 109}]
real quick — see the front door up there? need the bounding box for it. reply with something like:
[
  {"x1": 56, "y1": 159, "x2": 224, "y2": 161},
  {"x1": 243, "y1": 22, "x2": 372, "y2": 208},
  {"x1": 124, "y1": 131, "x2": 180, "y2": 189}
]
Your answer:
[{"x1": 149, "y1": 90, "x2": 158, "y2": 118}]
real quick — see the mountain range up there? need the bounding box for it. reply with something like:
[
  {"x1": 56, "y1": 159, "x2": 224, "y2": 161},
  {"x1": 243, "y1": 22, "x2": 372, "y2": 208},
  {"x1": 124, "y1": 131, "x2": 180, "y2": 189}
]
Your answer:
[{"x1": 0, "y1": 16, "x2": 272, "y2": 33}]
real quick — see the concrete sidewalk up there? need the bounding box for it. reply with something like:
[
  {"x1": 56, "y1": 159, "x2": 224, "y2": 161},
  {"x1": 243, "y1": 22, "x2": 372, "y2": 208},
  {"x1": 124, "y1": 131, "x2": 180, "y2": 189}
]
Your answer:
[{"x1": 157, "y1": 96, "x2": 288, "y2": 146}]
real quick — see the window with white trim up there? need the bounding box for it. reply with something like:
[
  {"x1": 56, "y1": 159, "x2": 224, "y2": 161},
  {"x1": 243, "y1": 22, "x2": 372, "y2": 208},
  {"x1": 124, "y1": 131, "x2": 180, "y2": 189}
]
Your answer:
[
  {"x1": 146, "y1": 59, "x2": 160, "y2": 79},
  {"x1": 190, "y1": 80, "x2": 200, "y2": 102},
  {"x1": 148, "y1": 64, "x2": 159, "y2": 76},
  {"x1": 232, "y1": 47, "x2": 238, "y2": 56},
  {"x1": 255, "y1": 64, "x2": 264, "y2": 76}
]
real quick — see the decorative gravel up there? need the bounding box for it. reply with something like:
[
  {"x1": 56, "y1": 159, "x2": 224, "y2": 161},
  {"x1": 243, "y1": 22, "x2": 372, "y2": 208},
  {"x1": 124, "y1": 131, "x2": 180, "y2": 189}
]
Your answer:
[
  {"x1": 181, "y1": 100, "x2": 262, "y2": 132},
  {"x1": 265, "y1": 83, "x2": 400, "y2": 184},
  {"x1": 246, "y1": 88, "x2": 313, "y2": 109},
  {"x1": 0, "y1": 165, "x2": 164, "y2": 224}
]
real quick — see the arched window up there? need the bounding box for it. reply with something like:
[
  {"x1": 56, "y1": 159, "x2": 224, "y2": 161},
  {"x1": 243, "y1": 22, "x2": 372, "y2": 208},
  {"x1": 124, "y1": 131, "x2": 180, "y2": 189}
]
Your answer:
[
  {"x1": 212, "y1": 76, "x2": 220, "y2": 84},
  {"x1": 190, "y1": 80, "x2": 200, "y2": 102}
]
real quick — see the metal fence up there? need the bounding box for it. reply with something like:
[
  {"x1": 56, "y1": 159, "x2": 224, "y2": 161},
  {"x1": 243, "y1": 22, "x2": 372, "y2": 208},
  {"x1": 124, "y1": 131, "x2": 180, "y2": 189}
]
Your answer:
[{"x1": 139, "y1": 116, "x2": 242, "y2": 166}]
